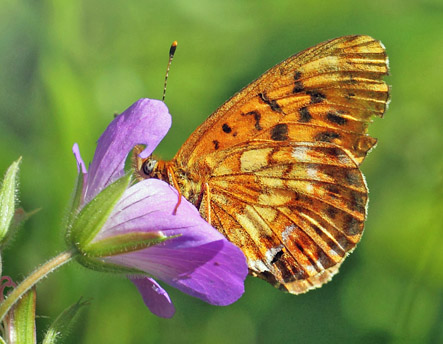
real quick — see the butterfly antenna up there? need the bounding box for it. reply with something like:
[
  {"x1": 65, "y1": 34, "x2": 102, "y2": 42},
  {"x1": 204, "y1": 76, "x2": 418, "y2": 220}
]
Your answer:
[{"x1": 162, "y1": 40, "x2": 178, "y2": 101}]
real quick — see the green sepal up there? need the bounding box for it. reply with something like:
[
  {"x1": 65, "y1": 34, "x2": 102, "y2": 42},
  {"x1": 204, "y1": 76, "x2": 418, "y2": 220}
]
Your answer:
[
  {"x1": 42, "y1": 298, "x2": 90, "y2": 344},
  {"x1": 65, "y1": 167, "x2": 86, "y2": 236},
  {"x1": 75, "y1": 255, "x2": 144, "y2": 274},
  {"x1": 0, "y1": 158, "x2": 21, "y2": 246},
  {"x1": 7, "y1": 287, "x2": 37, "y2": 344},
  {"x1": 75, "y1": 233, "x2": 178, "y2": 274},
  {"x1": 68, "y1": 173, "x2": 132, "y2": 250},
  {"x1": 83, "y1": 232, "x2": 175, "y2": 257}
]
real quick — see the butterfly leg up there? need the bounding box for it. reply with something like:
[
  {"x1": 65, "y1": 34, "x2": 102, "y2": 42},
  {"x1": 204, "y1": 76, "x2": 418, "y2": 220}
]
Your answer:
[
  {"x1": 205, "y1": 182, "x2": 212, "y2": 226},
  {"x1": 166, "y1": 164, "x2": 182, "y2": 215},
  {"x1": 194, "y1": 182, "x2": 212, "y2": 225}
]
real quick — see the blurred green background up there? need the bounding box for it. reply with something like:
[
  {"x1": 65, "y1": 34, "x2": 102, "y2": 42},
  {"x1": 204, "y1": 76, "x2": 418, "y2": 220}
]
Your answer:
[{"x1": 1, "y1": 0, "x2": 442, "y2": 343}]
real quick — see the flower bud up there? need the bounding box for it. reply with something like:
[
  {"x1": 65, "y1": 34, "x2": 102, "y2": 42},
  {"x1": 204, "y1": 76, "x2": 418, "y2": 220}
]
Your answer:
[{"x1": 0, "y1": 158, "x2": 21, "y2": 246}]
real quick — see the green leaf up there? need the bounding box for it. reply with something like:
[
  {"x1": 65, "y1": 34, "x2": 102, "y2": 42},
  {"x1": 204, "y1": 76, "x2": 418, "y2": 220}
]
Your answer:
[
  {"x1": 7, "y1": 288, "x2": 36, "y2": 344},
  {"x1": 68, "y1": 173, "x2": 132, "y2": 250},
  {"x1": 42, "y1": 298, "x2": 90, "y2": 344},
  {"x1": 0, "y1": 158, "x2": 21, "y2": 246}
]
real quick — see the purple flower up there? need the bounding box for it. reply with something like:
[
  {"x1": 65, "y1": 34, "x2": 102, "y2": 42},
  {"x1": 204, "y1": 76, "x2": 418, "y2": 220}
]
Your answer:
[{"x1": 70, "y1": 99, "x2": 248, "y2": 318}]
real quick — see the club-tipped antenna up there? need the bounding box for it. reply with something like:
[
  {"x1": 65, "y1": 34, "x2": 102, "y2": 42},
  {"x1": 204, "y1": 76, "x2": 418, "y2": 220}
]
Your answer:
[{"x1": 162, "y1": 41, "x2": 178, "y2": 101}]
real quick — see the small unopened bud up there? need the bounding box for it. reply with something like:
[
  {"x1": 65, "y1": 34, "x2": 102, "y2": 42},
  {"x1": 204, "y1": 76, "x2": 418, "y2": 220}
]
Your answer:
[{"x1": 0, "y1": 158, "x2": 21, "y2": 246}]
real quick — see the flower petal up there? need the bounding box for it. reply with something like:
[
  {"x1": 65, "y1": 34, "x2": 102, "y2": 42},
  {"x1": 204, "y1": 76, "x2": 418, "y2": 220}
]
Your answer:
[
  {"x1": 100, "y1": 179, "x2": 248, "y2": 306},
  {"x1": 111, "y1": 238, "x2": 247, "y2": 306},
  {"x1": 72, "y1": 143, "x2": 87, "y2": 175},
  {"x1": 130, "y1": 277, "x2": 175, "y2": 318},
  {"x1": 70, "y1": 144, "x2": 88, "y2": 214},
  {"x1": 85, "y1": 99, "x2": 171, "y2": 203},
  {"x1": 95, "y1": 179, "x2": 218, "y2": 240},
  {"x1": 149, "y1": 239, "x2": 247, "y2": 306}
]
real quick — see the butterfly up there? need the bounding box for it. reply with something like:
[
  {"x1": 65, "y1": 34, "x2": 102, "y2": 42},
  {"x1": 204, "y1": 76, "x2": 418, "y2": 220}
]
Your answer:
[{"x1": 134, "y1": 35, "x2": 389, "y2": 294}]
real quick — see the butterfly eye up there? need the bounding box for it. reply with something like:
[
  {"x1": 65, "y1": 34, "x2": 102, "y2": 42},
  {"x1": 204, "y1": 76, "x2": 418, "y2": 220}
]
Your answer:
[{"x1": 142, "y1": 159, "x2": 157, "y2": 177}]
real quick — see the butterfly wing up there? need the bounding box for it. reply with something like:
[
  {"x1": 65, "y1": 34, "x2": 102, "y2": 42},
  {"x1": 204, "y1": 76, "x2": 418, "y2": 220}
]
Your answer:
[
  {"x1": 162, "y1": 35, "x2": 389, "y2": 292},
  {"x1": 175, "y1": 35, "x2": 389, "y2": 168},
  {"x1": 197, "y1": 140, "x2": 367, "y2": 293}
]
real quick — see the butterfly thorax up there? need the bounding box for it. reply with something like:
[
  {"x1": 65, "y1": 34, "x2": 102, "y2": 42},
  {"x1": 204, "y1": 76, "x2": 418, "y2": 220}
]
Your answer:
[{"x1": 133, "y1": 146, "x2": 203, "y2": 206}]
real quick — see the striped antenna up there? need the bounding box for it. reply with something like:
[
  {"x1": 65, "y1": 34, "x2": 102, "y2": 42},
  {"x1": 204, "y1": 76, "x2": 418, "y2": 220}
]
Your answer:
[{"x1": 162, "y1": 41, "x2": 178, "y2": 101}]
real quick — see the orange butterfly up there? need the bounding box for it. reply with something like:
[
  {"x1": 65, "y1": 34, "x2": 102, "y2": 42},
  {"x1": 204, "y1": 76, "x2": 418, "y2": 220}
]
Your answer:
[{"x1": 135, "y1": 35, "x2": 389, "y2": 294}]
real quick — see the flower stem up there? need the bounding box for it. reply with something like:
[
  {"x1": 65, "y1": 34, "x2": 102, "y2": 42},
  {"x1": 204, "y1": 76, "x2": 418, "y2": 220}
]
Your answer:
[{"x1": 0, "y1": 249, "x2": 77, "y2": 322}]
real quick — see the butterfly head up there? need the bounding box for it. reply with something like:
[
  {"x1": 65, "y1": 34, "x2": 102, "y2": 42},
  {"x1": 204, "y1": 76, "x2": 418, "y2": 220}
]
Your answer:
[
  {"x1": 140, "y1": 158, "x2": 158, "y2": 177},
  {"x1": 132, "y1": 145, "x2": 157, "y2": 180},
  {"x1": 132, "y1": 145, "x2": 170, "y2": 182}
]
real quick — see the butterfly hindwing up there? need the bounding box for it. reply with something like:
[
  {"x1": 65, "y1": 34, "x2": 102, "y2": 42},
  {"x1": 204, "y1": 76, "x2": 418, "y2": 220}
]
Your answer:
[{"x1": 198, "y1": 140, "x2": 367, "y2": 293}]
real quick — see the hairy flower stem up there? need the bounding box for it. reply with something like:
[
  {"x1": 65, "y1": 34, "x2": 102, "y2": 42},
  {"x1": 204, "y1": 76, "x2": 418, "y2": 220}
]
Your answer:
[{"x1": 0, "y1": 249, "x2": 77, "y2": 322}]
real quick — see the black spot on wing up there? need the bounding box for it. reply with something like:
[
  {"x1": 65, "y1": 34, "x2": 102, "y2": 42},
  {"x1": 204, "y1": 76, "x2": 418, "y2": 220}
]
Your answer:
[
  {"x1": 271, "y1": 249, "x2": 284, "y2": 264},
  {"x1": 293, "y1": 81, "x2": 304, "y2": 93},
  {"x1": 298, "y1": 107, "x2": 312, "y2": 123},
  {"x1": 271, "y1": 123, "x2": 289, "y2": 141},
  {"x1": 307, "y1": 90, "x2": 326, "y2": 104},
  {"x1": 343, "y1": 215, "x2": 361, "y2": 236},
  {"x1": 350, "y1": 191, "x2": 366, "y2": 213},
  {"x1": 212, "y1": 140, "x2": 219, "y2": 150},
  {"x1": 315, "y1": 131, "x2": 340, "y2": 142},
  {"x1": 337, "y1": 236, "x2": 353, "y2": 251},
  {"x1": 325, "y1": 184, "x2": 340, "y2": 198},
  {"x1": 259, "y1": 92, "x2": 282, "y2": 113},
  {"x1": 325, "y1": 147, "x2": 343, "y2": 159},
  {"x1": 327, "y1": 206, "x2": 338, "y2": 219},
  {"x1": 326, "y1": 112, "x2": 347, "y2": 125},
  {"x1": 243, "y1": 111, "x2": 263, "y2": 131},
  {"x1": 345, "y1": 170, "x2": 361, "y2": 186},
  {"x1": 276, "y1": 259, "x2": 308, "y2": 282},
  {"x1": 293, "y1": 71, "x2": 304, "y2": 93},
  {"x1": 345, "y1": 92, "x2": 356, "y2": 100},
  {"x1": 222, "y1": 123, "x2": 232, "y2": 133}
]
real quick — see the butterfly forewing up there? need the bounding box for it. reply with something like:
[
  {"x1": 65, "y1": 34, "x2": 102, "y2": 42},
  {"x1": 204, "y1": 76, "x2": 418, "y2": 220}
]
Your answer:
[
  {"x1": 137, "y1": 35, "x2": 389, "y2": 294},
  {"x1": 175, "y1": 35, "x2": 388, "y2": 168}
]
